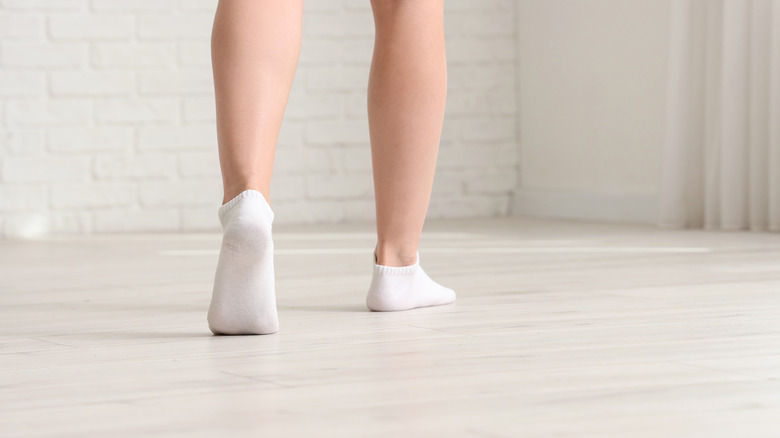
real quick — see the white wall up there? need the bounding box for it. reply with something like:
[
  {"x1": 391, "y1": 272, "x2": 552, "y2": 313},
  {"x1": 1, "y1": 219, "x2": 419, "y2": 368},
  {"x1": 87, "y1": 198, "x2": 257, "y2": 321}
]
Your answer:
[
  {"x1": 514, "y1": 0, "x2": 671, "y2": 224},
  {"x1": 0, "y1": 0, "x2": 676, "y2": 237},
  {"x1": 0, "y1": 0, "x2": 517, "y2": 237}
]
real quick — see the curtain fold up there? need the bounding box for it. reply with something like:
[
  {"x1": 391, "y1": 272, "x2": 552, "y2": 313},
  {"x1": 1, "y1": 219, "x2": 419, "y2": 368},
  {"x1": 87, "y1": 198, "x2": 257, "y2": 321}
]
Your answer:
[{"x1": 660, "y1": 0, "x2": 780, "y2": 231}]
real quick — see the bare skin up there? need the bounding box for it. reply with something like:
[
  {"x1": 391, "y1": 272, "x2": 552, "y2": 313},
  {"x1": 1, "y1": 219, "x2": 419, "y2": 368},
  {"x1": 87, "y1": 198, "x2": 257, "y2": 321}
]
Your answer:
[
  {"x1": 368, "y1": 0, "x2": 447, "y2": 267},
  {"x1": 211, "y1": 0, "x2": 447, "y2": 267},
  {"x1": 211, "y1": 0, "x2": 302, "y2": 205}
]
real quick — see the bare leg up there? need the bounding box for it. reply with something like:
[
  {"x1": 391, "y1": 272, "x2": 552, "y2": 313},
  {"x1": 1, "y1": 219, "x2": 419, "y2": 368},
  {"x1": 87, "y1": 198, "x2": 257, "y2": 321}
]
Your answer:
[
  {"x1": 368, "y1": 0, "x2": 448, "y2": 267},
  {"x1": 212, "y1": 0, "x2": 302, "y2": 205}
]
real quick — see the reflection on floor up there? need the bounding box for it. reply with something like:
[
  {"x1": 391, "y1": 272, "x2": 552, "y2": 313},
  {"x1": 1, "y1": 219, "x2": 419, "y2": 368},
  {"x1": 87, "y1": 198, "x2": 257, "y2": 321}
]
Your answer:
[{"x1": 1, "y1": 217, "x2": 779, "y2": 437}]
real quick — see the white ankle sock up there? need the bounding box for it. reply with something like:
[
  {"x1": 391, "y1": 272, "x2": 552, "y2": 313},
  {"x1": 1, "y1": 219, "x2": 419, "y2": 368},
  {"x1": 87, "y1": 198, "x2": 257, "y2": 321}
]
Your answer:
[
  {"x1": 207, "y1": 189, "x2": 278, "y2": 335},
  {"x1": 366, "y1": 251, "x2": 456, "y2": 312}
]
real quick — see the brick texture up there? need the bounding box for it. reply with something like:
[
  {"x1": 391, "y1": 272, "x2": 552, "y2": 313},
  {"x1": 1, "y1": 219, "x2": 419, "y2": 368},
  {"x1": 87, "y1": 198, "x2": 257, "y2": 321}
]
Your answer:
[{"x1": 0, "y1": 0, "x2": 517, "y2": 237}]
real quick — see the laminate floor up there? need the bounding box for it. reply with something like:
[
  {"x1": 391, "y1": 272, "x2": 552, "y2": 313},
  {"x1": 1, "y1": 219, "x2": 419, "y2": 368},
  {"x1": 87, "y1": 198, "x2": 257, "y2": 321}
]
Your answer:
[{"x1": 1, "y1": 217, "x2": 779, "y2": 437}]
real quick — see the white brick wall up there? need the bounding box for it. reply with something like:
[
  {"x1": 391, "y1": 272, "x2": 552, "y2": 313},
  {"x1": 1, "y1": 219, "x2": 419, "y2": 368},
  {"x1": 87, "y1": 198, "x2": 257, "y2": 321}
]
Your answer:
[{"x1": 0, "y1": 0, "x2": 517, "y2": 237}]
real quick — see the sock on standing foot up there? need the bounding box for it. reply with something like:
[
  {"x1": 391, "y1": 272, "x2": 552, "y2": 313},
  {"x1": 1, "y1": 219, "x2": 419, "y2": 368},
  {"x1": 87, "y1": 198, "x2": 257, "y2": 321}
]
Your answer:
[
  {"x1": 366, "y1": 251, "x2": 456, "y2": 312},
  {"x1": 207, "y1": 189, "x2": 278, "y2": 335}
]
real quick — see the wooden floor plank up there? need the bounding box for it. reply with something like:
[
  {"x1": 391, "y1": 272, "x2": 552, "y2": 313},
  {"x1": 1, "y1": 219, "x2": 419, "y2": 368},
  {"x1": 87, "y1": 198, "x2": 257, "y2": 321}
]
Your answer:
[{"x1": 1, "y1": 217, "x2": 779, "y2": 437}]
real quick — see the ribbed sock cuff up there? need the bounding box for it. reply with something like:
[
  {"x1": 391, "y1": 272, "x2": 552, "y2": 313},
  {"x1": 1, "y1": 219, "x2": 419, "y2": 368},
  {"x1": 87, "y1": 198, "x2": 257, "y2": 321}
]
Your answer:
[
  {"x1": 218, "y1": 189, "x2": 274, "y2": 224},
  {"x1": 373, "y1": 251, "x2": 420, "y2": 275}
]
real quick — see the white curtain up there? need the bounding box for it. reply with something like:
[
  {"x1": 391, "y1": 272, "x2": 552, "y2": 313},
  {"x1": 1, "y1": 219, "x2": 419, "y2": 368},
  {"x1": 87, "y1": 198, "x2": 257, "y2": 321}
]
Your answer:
[{"x1": 660, "y1": 0, "x2": 780, "y2": 231}]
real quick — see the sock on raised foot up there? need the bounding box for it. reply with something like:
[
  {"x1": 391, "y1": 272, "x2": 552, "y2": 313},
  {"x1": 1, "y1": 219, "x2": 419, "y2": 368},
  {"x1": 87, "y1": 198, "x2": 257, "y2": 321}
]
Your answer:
[
  {"x1": 207, "y1": 189, "x2": 278, "y2": 335},
  {"x1": 365, "y1": 251, "x2": 456, "y2": 312}
]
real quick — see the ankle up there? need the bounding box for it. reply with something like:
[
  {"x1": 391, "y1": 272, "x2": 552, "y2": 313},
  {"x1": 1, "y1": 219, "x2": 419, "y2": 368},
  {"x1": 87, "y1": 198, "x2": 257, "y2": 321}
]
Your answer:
[
  {"x1": 222, "y1": 184, "x2": 270, "y2": 206},
  {"x1": 374, "y1": 244, "x2": 418, "y2": 267}
]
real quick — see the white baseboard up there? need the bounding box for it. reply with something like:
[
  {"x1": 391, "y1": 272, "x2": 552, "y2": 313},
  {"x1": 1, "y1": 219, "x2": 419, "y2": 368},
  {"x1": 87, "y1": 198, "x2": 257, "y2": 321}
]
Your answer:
[{"x1": 511, "y1": 188, "x2": 658, "y2": 224}]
